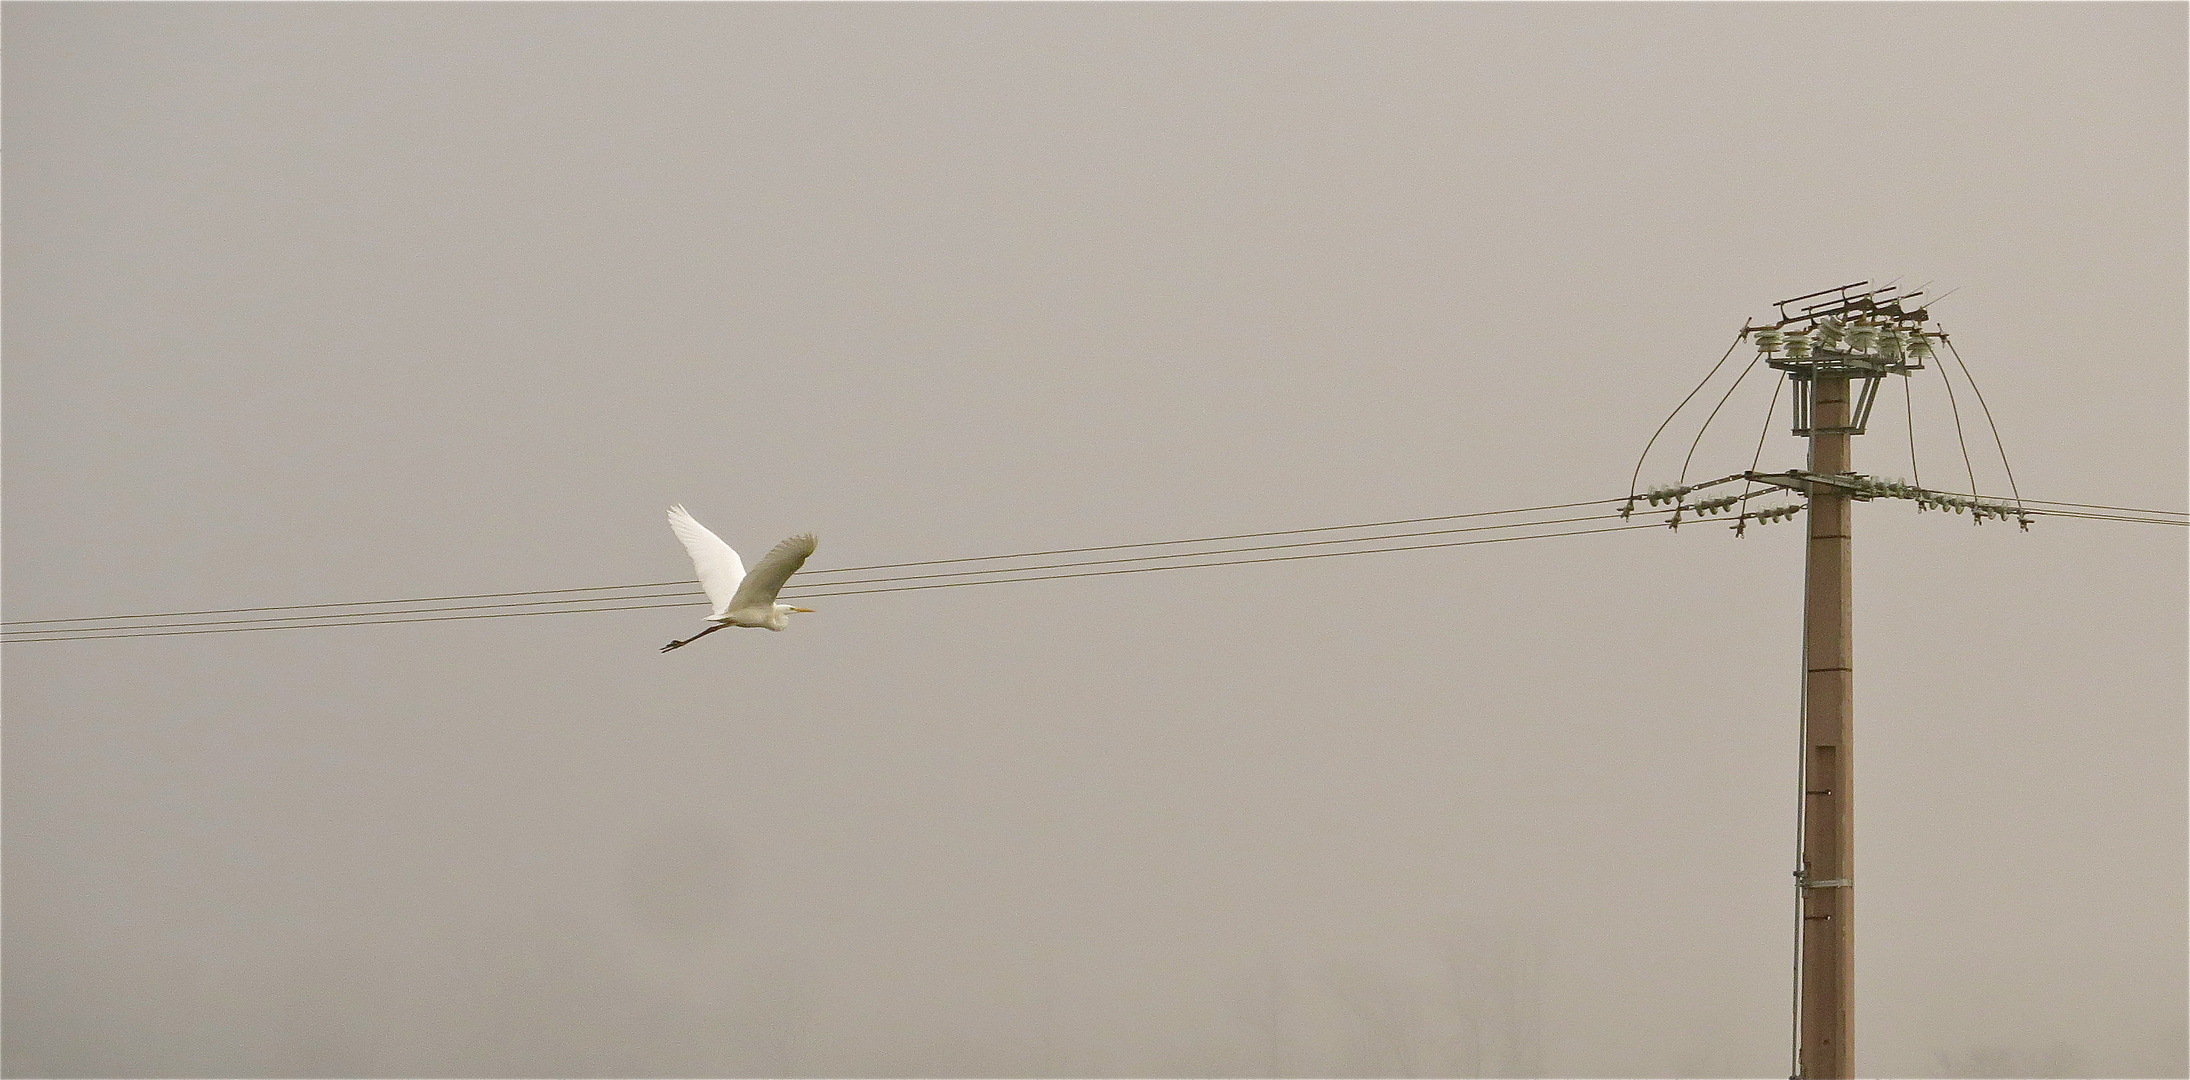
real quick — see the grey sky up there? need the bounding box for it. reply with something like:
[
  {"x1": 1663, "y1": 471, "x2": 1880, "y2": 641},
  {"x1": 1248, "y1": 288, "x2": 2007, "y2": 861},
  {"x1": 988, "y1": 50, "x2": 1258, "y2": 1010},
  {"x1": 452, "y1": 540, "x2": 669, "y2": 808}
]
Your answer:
[{"x1": 4, "y1": 3, "x2": 2184, "y2": 1077}]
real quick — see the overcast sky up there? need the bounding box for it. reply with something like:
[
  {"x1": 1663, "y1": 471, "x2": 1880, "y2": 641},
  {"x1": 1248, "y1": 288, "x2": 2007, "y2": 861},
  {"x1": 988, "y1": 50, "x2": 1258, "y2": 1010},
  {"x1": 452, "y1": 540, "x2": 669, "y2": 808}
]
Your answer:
[{"x1": 4, "y1": 3, "x2": 2184, "y2": 1077}]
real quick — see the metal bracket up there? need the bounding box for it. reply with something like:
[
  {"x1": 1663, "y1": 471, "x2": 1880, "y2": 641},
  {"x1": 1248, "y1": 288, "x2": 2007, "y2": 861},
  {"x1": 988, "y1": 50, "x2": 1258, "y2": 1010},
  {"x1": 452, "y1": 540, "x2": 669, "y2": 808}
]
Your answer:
[
  {"x1": 1765, "y1": 351, "x2": 1904, "y2": 379},
  {"x1": 1776, "y1": 363, "x2": 1900, "y2": 436},
  {"x1": 1797, "y1": 879, "x2": 1853, "y2": 889},
  {"x1": 1743, "y1": 470, "x2": 1876, "y2": 500},
  {"x1": 1763, "y1": 280, "x2": 1933, "y2": 334}
]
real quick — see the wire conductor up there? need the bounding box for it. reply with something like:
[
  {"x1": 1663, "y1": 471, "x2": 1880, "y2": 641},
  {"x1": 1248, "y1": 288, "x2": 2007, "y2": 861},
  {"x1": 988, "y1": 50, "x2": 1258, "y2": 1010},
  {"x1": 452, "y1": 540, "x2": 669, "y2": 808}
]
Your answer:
[
  {"x1": 1629, "y1": 330, "x2": 1748, "y2": 505},
  {"x1": 5, "y1": 519, "x2": 1669, "y2": 644}
]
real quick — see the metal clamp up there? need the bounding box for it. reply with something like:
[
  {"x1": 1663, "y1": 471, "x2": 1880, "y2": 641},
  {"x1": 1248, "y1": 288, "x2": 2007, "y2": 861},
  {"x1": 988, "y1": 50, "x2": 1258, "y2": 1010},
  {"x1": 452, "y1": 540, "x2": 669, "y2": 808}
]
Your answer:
[{"x1": 1796, "y1": 878, "x2": 1852, "y2": 889}]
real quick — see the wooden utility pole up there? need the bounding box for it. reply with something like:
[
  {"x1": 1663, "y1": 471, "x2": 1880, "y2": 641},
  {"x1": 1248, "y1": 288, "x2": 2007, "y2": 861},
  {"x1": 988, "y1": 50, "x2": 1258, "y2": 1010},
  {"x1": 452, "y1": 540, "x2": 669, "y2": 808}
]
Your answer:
[{"x1": 1797, "y1": 375, "x2": 1856, "y2": 1079}]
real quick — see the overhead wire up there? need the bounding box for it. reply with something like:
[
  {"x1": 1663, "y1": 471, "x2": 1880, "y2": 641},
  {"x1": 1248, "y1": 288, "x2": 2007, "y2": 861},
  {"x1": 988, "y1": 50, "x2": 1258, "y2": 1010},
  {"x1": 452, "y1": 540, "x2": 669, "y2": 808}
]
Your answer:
[
  {"x1": 1906, "y1": 488, "x2": 2185, "y2": 521},
  {"x1": 1942, "y1": 337, "x2": 2026, "y2": 516},
  {"x1": 14, "y1": 312, "x2": 2183, "y2": 648},
  {"x1": 1732, "y1": 367, "x2": 1787, "y2": 534},
  {"x1": 1789, "y1": 495, "x2": 1814, "y2": 1080},
  {"x1": 9, "y1": 515, "x2": 1659, "y2": 642},
  {"x1": 1678, "y1": 352, "x2": 1765, "y2": 488},
  {"x1": 12, "y1": 511, "x2": 1638, "y2": 637},
  {"x1": 792, "y1": 496, "x2": 1627, "y2": 575},
  {"x1": 2012, "y1": 497, "x2": 2186, "y2": 515},
  {"x1": 0, "y1": 496, "x2": 1629, "y2": 630},
  {"x1": 1903, "y1": 369, "x2": 1920, "y2": 491},
  {"x1": 1629, "y1": 329, "x2": 1747, "y2": 504},
  {"x1": 10, "y1": 483, "x2": 2179, "y2": 646},
  {"x1": 1933, "y1": 338, "x2": 1982, "y2": 499},
  {"x1": 0, "y1": 579, "x2": 700, "y2": 626},
  {"x1": 8, "y1": 589, "x2": 707, "y2": 634},
  {"x1": 782, "y1": 513, "x2": 1632, "y2": 591},
  {"x1": 3, "y1": 518, "x2": 1670, "y2": 644},
  {"x1": 2013, "y1": 508, "x2": 2186, "y2": 527},
  {"x1": 785, "y1": 522, "x2": 1665, "y2": 600},
  {"x1": 0, "y1": 599, "x2": 710, "y2": 644}
]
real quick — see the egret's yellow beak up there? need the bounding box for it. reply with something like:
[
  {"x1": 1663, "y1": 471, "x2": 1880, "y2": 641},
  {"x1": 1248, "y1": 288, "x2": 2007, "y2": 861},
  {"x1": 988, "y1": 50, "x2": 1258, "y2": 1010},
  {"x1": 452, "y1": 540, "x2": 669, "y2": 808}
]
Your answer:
[{"x1": 790, "y1": 606, "x2": 816, "y2": 613}]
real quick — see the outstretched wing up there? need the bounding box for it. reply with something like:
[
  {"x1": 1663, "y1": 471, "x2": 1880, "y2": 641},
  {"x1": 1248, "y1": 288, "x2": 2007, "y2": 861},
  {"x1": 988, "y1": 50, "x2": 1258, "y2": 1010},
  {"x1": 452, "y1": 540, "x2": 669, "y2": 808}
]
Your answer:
[
  {"x1": 667, "y1": 504, "x2": 745, "y2": 617},
  {"x1": 727, "y1": 533, "x2": 818, "y2": 616}
]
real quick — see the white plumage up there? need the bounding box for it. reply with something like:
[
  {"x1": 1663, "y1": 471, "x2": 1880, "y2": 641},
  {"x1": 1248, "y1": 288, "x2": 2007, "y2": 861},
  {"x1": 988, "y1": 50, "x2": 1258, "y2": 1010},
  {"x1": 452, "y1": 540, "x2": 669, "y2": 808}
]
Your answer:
[{"x1": 661, "y1": 504, "x2": 818, "y2": 651}]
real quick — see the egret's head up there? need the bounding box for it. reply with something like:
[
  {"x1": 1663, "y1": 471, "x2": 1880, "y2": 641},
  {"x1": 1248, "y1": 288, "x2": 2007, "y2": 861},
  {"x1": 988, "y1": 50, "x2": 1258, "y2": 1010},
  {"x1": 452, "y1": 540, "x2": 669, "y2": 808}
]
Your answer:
[{"x1": 765, "y1": 603, "x2": 815, "y2": 631}]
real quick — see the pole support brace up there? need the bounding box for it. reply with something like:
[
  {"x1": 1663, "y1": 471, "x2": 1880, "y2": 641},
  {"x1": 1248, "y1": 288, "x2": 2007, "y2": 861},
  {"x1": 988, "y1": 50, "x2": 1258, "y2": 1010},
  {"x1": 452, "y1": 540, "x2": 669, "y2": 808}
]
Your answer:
[{"x1": 1745, "y1": 470, "x2": 1874, "y2": 499}]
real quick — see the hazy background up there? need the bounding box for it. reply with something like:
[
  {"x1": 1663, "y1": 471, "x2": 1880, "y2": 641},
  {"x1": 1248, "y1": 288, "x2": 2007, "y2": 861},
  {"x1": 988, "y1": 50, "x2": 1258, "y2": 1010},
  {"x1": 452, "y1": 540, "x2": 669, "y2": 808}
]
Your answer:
[{"x1": 5, "y1": 3, "x2": 2183, "y2": 1077}]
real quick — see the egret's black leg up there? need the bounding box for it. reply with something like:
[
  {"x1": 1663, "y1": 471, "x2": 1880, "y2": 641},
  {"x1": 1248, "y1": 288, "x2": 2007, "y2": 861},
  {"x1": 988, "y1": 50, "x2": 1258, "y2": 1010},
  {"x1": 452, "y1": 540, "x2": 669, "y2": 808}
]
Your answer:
[{"x1": 661, "y1": 623, "x2": 728, "y2": 652}]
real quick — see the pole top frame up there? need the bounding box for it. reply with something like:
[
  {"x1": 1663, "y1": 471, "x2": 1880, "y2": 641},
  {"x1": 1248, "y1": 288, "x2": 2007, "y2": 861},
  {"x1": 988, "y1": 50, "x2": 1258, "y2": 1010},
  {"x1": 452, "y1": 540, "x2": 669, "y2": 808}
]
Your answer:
[
  {"x1": 1765, "y1": 280, "x2": 1931, "y2": 329},
  {"x1": 1744, "y1": 282, "x2": 1940, "y2": 437}
]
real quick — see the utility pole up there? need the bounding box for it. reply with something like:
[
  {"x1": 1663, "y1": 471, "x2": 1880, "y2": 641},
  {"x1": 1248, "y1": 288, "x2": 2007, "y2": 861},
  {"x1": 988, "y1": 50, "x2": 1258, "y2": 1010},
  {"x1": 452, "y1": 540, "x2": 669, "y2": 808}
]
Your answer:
[
  {"x1": 1765, "y1": 283, "x2": 1893, "y2": 1080},
  {"x1": 1758, "y1": 283, "x2": 1978, "y2": 1080},
  {"x1": 1798, "y1": 370, "x2": 1855, "y2": 1079},
  {"x1": 1631, "y1": 282, "x2": 2031, "y2": 1080}
]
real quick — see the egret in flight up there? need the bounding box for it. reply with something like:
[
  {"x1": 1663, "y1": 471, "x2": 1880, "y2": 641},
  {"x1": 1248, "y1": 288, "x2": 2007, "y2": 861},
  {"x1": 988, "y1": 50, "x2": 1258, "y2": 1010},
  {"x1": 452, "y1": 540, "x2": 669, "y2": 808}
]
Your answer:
[{"x1": 660, "y1": 504, "x2": 818, "y2": 652}]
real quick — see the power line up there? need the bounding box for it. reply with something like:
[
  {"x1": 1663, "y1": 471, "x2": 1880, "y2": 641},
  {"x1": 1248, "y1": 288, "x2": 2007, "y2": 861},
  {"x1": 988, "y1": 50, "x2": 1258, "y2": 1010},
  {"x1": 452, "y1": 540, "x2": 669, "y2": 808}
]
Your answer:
[
  {"x1": 1, "y1": 496, "x2": 1629, "y2": 629},
  {"x1": 1730, "y1": 371, "x2": 1788, "y2": 536},
  {"x1": 1985, "y1": 496, "x2": 2183, "y2": 516},
  {"x1": 1910, "y1": 489, "x2": 2185, "y2": 521},
  {"x1": 7, "y1": 589, "x2": 707, "y2": 635},
  {"x1": 10, "y1": 512, "x2": 1637, "y2": 637},
  {"x1": 0, "y1": 580, "x2": 701, "y2": 627},
  {"x1": 779, "y1": 513, "x2": 1628, "y2": 592},
  {"x1": 797, "y1": 497, "x2": 1630, "y2": 574},
  {"x1": 1902, "y1": 372, "x2": 1920, "y2": 491},
  {"x1": 1941, "y1": 338, "x2": 2026, "y2": 515},
  {"x1": 1630, "y1": 330, "x2": 1748, "y2": 504},
  {"x1": 6, "y1": 515, "x2": 1662, "y2": 641},
  {"x1": 2017, "y1": 508, "x2": 2187, "y2": 527},
  {"x1": 0, "y1": 599, "x2": 708, "y2": 644},
  {"x1": 3, "y1": 520, "x2": 1666, "y2": 644},
  {"x1": 1680, "y1": 352, "x2": 1766, "y2": 488},
  {"x1": 1934, "y1": 340, "x2": 1982, "y2": 499},
  {"x1": 789, "y1": 522, "x2": 1664, "y2": 601},
  {"x1": 8, "y1": 487, "x2": 2178, "y2": 645}
]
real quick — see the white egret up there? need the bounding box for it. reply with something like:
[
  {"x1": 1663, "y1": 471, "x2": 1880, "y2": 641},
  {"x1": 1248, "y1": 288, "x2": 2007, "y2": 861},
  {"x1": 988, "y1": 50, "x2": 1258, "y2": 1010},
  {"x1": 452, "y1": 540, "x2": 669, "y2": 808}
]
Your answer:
[{"x1": 660, "y1": 504, "x2": 818, "y2": 652}]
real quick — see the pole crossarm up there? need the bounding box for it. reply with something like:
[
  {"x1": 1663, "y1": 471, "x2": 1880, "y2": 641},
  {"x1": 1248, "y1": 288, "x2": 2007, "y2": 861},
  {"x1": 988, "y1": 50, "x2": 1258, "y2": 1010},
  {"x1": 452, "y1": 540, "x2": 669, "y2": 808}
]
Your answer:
[
  {"x1": 1744, "y1": 472, "x2": 2032, "y2": 529},
  {"x1": 1627, "y1": 471, "x2": 2034, "y2": 533}
]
